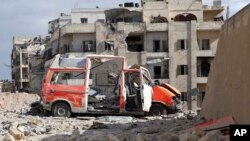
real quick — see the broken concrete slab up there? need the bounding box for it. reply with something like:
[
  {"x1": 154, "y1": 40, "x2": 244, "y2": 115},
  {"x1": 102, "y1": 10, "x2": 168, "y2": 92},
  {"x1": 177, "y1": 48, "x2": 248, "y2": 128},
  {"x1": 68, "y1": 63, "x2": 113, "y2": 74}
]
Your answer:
[
  {"x1": 198, "y1": 130, "x2": 223, "y2": 141},
  {"x1": 96, "y1": 116, "x2": 133, "y2": 123},
  {"x1": 2, "y1": 133, "x2": 15, "y2": 141}
]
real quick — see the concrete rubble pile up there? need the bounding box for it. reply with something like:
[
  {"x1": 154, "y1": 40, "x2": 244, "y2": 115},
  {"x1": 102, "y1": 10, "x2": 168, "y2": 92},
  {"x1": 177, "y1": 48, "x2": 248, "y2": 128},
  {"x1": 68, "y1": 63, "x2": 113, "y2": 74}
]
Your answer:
[
  {"x1": 1, "y1": 114, "x2": 228, "y2": 141},
  {"x1": 0, "y1": 93, "x2": 39, "y2": 114},
  {"x1": 28, "y1": 43, "x2": 46, "y2": 93}
]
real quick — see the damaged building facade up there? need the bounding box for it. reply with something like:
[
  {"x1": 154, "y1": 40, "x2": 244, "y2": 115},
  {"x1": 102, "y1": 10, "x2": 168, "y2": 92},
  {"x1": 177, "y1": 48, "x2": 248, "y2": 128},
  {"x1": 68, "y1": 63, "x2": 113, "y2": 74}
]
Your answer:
[
  {"x1": 11, "y1": 0, "x2": 224, "y2": 110},
  {"x1": 11, "y1": 36, "x2": 48, "y2": 92},
  {"x1": 45, "y1": 0, "x2": 224, "y2": 110}
]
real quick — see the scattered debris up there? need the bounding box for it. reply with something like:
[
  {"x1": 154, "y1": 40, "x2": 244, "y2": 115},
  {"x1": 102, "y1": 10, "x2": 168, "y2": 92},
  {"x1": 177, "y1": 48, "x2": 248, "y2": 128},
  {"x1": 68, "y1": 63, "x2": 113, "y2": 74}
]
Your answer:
[
  {"x1": 0, "y1": 93, "x2": 40, "y2": 114},
  {"x1": 0, "y1": 92, "x2": 230, "y2": 141}
]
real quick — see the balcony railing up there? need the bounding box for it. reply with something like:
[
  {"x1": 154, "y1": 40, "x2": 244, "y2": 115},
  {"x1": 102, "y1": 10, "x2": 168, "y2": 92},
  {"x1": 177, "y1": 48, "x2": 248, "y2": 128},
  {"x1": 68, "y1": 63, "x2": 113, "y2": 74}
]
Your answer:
[
  {"x1": 146, "y1": 23, "x2": 168, "y2": 31},
  {"x1": 61, "y1": 24, "x2": 95, "y2": 36},
  {"x1": 197, "y1": 21, "x2": 223, "y2": 30}
]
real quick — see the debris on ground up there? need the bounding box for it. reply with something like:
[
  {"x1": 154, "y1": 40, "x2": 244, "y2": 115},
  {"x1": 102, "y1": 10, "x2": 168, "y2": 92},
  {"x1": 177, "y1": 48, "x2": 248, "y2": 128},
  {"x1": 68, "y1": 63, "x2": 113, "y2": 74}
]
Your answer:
[
  {"x1": 0, "y1": 92, "x2": 40, "y2": 114},
  {"x1": 0, "y1": 93, "x2": 229, "y2": 141}
]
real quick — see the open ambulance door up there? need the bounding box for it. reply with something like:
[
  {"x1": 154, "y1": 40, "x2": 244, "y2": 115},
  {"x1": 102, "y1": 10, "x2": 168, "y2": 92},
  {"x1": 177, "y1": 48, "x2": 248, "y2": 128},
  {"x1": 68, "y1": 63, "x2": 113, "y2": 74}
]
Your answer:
[{"x1": 140, "y1": 67, "x2": 153, "y2": 112}]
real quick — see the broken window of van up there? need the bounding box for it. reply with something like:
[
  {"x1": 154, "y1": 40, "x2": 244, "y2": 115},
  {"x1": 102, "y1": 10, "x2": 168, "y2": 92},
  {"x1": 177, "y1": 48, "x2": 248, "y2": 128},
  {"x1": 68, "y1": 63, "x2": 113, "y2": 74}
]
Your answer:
[
  {"x1": 82, "y1": 41, "x2": 96, "y2": 52},
  {"x1": 50, "y1": 71, "x2": 85, "y2": 86},
  {"x1": 141, "y1": 70, "x2": 151, "y2": 85},
  {"x1": 96, "y1": 73, "x2": 116, "y2": 86},
  {"x1": 88, "y1": 58, "x2": 122, "y2": 111}
]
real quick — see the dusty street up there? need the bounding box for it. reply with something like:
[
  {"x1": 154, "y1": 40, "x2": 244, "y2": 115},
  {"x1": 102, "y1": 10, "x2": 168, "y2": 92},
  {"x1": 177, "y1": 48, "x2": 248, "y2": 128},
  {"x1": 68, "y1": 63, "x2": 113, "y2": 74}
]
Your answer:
[{"x1": 0, "y1": 93, "x2": 227, "y2": 141}]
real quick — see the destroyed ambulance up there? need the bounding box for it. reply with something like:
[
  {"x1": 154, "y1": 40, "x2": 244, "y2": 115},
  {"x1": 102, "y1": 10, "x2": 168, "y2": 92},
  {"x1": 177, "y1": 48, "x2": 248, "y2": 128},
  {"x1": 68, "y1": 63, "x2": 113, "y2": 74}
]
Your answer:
[{"x1": 40, "y1": 55, "x2": 181, "y2": 117}]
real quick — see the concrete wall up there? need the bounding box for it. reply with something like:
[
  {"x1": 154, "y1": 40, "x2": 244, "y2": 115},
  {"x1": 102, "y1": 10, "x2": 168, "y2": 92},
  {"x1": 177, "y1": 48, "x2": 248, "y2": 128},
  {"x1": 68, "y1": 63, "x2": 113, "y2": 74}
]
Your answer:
[
  {"x1": 201, "y1": 4, "x2": 250, "y2": 124},
  {"x1": 169, "y1": 22, "x2": 189, "y2": 92},
  {"x1": 71, "y1": 8, "x2": 106, "y2": 24},
  {"x1": 197, "y1": 31, "x2": 219, "y2": 56}
]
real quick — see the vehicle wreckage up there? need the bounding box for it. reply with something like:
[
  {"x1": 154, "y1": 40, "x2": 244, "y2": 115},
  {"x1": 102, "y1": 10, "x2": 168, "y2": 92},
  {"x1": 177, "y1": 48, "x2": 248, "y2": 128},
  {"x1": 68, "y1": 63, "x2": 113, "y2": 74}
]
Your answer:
[{"x1": 40, "y1": 55, "x2": 181, "y2": 117}]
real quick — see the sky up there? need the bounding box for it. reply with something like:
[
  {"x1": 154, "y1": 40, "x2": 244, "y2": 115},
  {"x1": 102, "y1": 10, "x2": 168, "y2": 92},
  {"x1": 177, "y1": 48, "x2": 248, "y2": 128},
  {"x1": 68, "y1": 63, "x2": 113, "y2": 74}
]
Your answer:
[{"x1": 0, "y1": 0, "x2": 249, "y2": 80}]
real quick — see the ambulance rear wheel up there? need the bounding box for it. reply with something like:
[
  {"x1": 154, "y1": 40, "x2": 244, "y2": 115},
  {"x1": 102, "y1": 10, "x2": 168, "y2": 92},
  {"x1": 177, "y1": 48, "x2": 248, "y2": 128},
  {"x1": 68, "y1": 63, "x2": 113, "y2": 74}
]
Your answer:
[
  {"x1": 149, "y1": 103, "x2": 167, "y2": 116},
  {"x1": 52, "y1": 102, "x2": 71, "y2": 117}
]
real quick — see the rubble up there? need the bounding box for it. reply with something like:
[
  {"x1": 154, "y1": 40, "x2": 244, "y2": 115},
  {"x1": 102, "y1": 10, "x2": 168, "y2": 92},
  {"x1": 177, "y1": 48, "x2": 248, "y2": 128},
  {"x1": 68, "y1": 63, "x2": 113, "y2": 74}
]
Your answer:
[
  {"x1": 0, "y1": 93, "x2": 228, "y2": 141},
  {"x1": 0, "y1": 93, "x2": 40, "y2": 114}
]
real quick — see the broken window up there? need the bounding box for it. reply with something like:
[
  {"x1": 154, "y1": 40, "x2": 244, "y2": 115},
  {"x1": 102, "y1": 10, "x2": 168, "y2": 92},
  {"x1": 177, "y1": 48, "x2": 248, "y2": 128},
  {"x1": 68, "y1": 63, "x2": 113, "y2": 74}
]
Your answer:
[
  {"x1": 87, "y1": 58, "x2": 122, "y2": 112},
  {"x1": 198, "y1": 60, "x2": 210, "y2": 77},
  {"x1": 126, "y1": 36, "x2": 144, "y2": 52},
  {"x1": 177, "y1": 65, "x2": 188, "y2": 75},
  {"x1": 22, "y1": 68, "x2": 29, "y2": 79},
  {"x1": 154, "y1": 66, "x2": 162, "y2": 79},
  {"x1": 81, "y1": 18, "x2": 88, "y2": 23},
  {"x1": 96, "y1": 73, "x2": 115, "y2": 86},
  {"x1": 50, "y1": 71, "x2": 85, "y2": 86},
  {"x1": 126, "y1": 36, "x2": 141, "y2": 42},
  {"x1": 177, "y1": 39, "x2": 187, "y2": 50},
  {"x1": 105, "y1": 41, "x2": 114, "y2": 51},
  {"x1": 153, "y1": 40, "x2": 160, "y2": 52},
  {"x1": 83, "y1": 41, "x2": 96, "y2": 52},
  {"x1": 198, "y1": 39, "x2": 210, "y2": 50}
]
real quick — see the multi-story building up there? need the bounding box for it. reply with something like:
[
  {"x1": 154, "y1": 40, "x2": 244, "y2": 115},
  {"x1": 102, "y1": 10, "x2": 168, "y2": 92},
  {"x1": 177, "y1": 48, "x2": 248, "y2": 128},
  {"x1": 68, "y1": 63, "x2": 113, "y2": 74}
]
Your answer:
[
  {"x1": 43, "y1": 0, "x2": 224, "y2": 110},
  {"x1": 12, "y1": 36, "x2": 32, "y2": 92},
  {"x1": 11, "y1": 36, "x2": 47, "y2": 92}
]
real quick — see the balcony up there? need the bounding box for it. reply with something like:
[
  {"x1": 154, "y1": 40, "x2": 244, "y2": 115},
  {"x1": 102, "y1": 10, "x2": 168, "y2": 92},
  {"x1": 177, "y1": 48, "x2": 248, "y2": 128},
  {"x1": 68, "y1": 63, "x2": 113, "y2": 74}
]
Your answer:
[
  {"x1": 117, "y1": 22, "x2": 145, "y2": 33},
  {"x1": 197, "y1": 21, "x2": 223, "y2": 31},
  {"x1": 61, "y1": 24, "x2": 95, "y2": 36},
  {"x1": 146, "y1": 23, "x2": 168, "y2": 32},
  {"x1": 197, "y1": 77, "x2": 208, "y2": 84},
  {"x1": 196, "y1": 50, "x2": 215, "y2": 57},
  {"x1": 146, "y1": 52, "x2": 169, "y2": 59}
]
